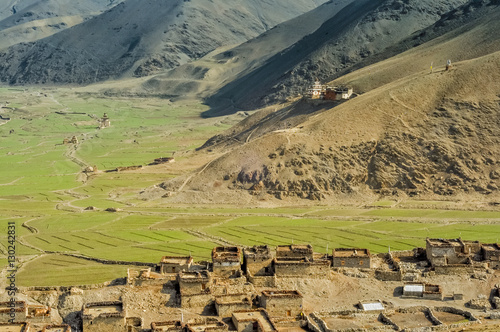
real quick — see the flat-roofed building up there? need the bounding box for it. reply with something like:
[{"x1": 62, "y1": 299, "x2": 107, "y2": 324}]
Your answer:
[
  {"x1": 275, "y1": 245, "x2": 313, "y2": 261},
  {"x1": 332, "y1": 248, "x2": 371, "y2": 268},
  {"x1": 358, "y1": 301, "x2": 384, "y2": 312},
  {"x1": 259, "y1": 291, "x2": 303, "y2": 317},
  {"x1": 160, "y1": 256, "x2": 193, "y2": 274},
  {"x1": 215, "y1": 294, "x2": 252, "y2": 317},
  {"x1": 482, "y1": 243, "x2": 500, "y2": 269},
  {"x1": 243, "y1": 246, "x2": 273, "y2": 276},
  {"x1": 212, "y1": 247, "x2": 242, "y2": 278},
  {"x1": 178, "y1": 271, "x2": 211, "y2": 295},
  {"x1": 82, "y1": 301, "x2": 126, "y2": 332},
  {"x1": 426, "y1": 238, "x2": 481, "y2": 267},
  {"x1": 232, "y1": 309, "x2": 278, "y2": 332},
  {"x1": 402, "y1": 283, "x2": 443, "y2": 300}
]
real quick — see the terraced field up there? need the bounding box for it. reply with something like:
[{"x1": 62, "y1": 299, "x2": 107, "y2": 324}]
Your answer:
[{"x1": 1, "y1": 87, "x2": 499, "y2": 287}]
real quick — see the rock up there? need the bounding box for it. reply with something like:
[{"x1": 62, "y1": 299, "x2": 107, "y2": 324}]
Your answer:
[
  {"x1": 84, "y1": 206, "x2": 97, "y2": 211},
  {"x1": 105, "y1": 207, "x2": 121, "y2": 212}
]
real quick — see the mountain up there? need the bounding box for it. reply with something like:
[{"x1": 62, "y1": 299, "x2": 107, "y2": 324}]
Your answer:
[
  {"x1": 0, "y1": 0, "x2": 327, "y2": 84},
  {"x1": 155, "y1": 0, "x2": 500, "y2": 203},
  {"x1": 0, "y1": 0, "x2": 121, "y2": 50},
  {"x1": 203, "y1": 0, "x2": 469, "y2": 115},
  {"x1": 134, "y1": 0, "x2": 356, "y2": 100}
]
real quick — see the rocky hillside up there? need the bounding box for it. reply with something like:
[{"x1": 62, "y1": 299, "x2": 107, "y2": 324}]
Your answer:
[
  {"x1": 0, "y1": 0, "x2": 326, "y2": 84},
  {"x1": 0, "y1": 0, "x2": 121, "y2": 49},
  {"x1": 156, "y1": 2, "x2": 500, "y2": 202},
  {"x1": 204, "y1": 0, "x2": 469, "y2": 115}
]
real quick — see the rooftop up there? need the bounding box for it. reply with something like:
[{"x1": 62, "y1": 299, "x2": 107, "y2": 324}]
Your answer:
[
  {"x1": 151, "y1": 321, "x2": 183, "y2": 331},
  {"x1": 186, "y1": 318, "x2": 227, "y2": 332},
  {"x1": 161, "y1": 256, "x2": 193, "y2": 265},
  {"x1": 482, "y1": 243, "x2": 500, "y2": 251},
  {"x1": 359, "y1": 301, "x2": 384, "y2": 311},
  {"x1": 232, "y1": 310, "x2": 277, "y2": 332},
  {"x1": 42, "y1": 325, "x2": 71, "y2": 332},
  {"x1": 403, "y1": 284, "x2": 424, "y2": 293},
  {"x1": 178, "y1": 270, "x2": 210, "y2": 281},
  {"x1": 82, "y1": 301, "x2": 123, "y2": 318},
  {"x1": 276, "y1": 244, "x2": 312, "y2": 253},
  {"x1": 0, "y1": 323, "x2": 29, "y2": 332},
  {"x1": 261, "y1": 290, "x2": 303, "y2": 299},
  {"x1": 243, "y1": 245, "x2": 272, "y2": 258},
  {"x1": 332, "y1": 248, "x2": 370, "y2": 257},
  {"x1": 426, "y1": 238, "x2": 480, "y2": 247},
  {"x1": 212, "y1": 247, "x2": 241, "y2": 262}
]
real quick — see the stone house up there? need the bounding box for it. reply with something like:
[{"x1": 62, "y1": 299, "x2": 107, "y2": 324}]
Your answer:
[
  {"x1": 426, "y1": 238, "x2": 482, "y2": 267},
  {"x1": 177, "y1": 271, "x2": 213, "y2": 308},
  {"x1": 212, "y1": 247, "x2": 242, "y2": 278},
  {"x1": 275, "y1": 245, "x2": 313, "y2": 260},
  {"x1": 332, "y1": 248, "x2": 371, "y2": 268},
  {"x1": 215, "y1": 294, "x2": 252, "y2": 318},
  {"x1": 81, "y1": 301, "x2": 126, "y2": 332},
  {"x1": 482, "y1": 243, "x2": 500, "y2": 269},
  {"x1": 402, "y1": 283, "x2": 443, "y2": 300},
  {"x1": 259, "y1": 291, "x2": 303, "y2": 317},
  {"x1": 178, "y1": 271, "x2": 212, "y2": 295},
  {"x1": 232, "y1": 309, "x2": 278, "y2": 332},
  {"x1": 243, "y1": 246, "x2": 273, "y2": 277},
  {"x1": 160, "y1": 256, "x2": 193, "y2": 274}
]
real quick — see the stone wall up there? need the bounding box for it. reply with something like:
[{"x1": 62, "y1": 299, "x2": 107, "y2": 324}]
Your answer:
[
  {"x1": 374, "y1": 269, "x2": 401, "y2": 281},
  {"x1": 260, "y1": 293, "x2": 303, "y2": 317},
  {"x1": 215, "y1": 296, "x2": 252, "y2": 317},
  {"x1": 274, "y1": 260, "x2": 330, "y2": 278},
  {"x1": 247, "y1": 273, "x2": 275, "y2": 287},
  {"x1": 82, "y1": 313, "x2": 125, "y2": 332},
  {"x1": 0, "y1": 301, "x2": 26, "y2": 323}
]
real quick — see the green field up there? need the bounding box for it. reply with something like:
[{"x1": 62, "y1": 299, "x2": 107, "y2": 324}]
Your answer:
[{"x1": 1, "y1": 87, "x2": 499, "y2": 287}]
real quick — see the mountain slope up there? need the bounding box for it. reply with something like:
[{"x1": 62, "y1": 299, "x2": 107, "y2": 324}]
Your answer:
[
  {"x1": 0, "y1": 0, "x2": 120, "y2": 50},
  {"x1": 156, "y1": 3, "x2": 500, "y2": 203},
  {"x1": 135, "y1": 0, "x2": 356, "y2": 100},
  {"x1": 0, "y1": 0, "x2": 326, "y2": 84},
  {"x1": 204, "y1": 0, "x2": 469, "y2": 115}
]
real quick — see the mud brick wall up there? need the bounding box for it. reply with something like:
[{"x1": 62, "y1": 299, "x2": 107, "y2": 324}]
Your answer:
[
  {"x1": 247, "y1": 274, "x2": 276, "y2": 287},
  {"x1": 274, "y1": 261, "x2": 330, "y2": 277},
  {"x1": 213, "y1": 262, "x2": 241, "y2": 278},
  {"x1": 244, "y1": 257, "x2": 273, "y2": 276},
  {"x1": 216, "y1": 300, "x2": 252, "y2": 317},
  {"x1": 260, "y1": 295, "x2": 303, "y2": 317},
  {"x1": 332, "y1": 256, "x2": 370, "y2": 268},
  {"x1": 82, "y1": 313, "x2": 125, "y2": 332},
  {"x1": 0, "y1": 301, "x2": 26, "y2": 323}
]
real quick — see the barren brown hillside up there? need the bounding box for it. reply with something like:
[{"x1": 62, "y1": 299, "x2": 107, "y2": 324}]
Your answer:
[{"x1": 155, "y1": 12, "x2": 500, "y2": 203}]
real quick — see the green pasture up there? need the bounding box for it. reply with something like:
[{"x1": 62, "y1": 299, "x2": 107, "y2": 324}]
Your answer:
[
  {"x1": 1, "y1": 87, "x2": 500, "y2": 286},
  {"x1": 16, "y1": 254, "x2": 135, "y2": 287}
]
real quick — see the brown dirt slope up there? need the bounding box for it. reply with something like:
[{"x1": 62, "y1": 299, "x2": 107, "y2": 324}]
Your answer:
[
  {"x1": 0, "y1": 0, "x2": 326, "y2": 84},
  {"x1": 159, "y1": 8, "x2": 500, "y2": 202}
]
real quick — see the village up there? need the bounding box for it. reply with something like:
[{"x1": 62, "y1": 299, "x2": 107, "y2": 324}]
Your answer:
[{"x1": 1, "y1": 238, "x2": 500, "y2": 332}]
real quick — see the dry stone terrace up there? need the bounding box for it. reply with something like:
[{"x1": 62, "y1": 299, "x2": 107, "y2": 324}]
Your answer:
[{"x1": 5, "y1": 239, "x2": 500, "y2": 331}]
